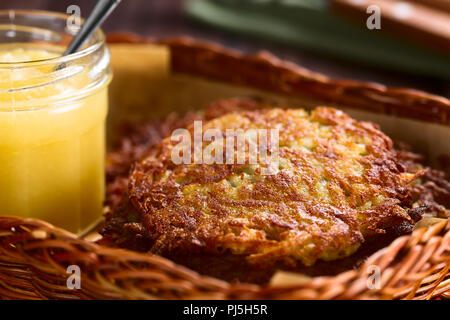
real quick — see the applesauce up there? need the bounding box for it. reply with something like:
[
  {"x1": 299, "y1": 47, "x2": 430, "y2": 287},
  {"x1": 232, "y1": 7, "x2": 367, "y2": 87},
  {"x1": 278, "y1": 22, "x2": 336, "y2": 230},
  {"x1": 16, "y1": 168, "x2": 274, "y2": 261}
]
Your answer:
[{"x1": 0, "y1": 11, "x2": 111, "y2": 233}]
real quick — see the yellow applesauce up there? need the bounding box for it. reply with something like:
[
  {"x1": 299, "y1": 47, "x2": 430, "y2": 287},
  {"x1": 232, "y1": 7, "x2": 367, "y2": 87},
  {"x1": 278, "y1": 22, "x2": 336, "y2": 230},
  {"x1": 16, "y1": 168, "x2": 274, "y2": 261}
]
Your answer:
[{"x1": 0, "y1": 44, "x2": 111, "y2": 233}]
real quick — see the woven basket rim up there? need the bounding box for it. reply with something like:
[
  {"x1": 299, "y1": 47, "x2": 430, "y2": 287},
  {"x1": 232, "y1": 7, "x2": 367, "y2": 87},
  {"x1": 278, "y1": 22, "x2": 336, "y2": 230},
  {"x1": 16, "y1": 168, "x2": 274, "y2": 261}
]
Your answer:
[
  {"x1": 0, "y1": 215, "x2": 448, "y2": 299},
  {"x1": 106, "y1": 32, "x2": 450, "y2": 126},
  {"x1": 0, "y1": 34, "x2": 448, "y2": 299}
]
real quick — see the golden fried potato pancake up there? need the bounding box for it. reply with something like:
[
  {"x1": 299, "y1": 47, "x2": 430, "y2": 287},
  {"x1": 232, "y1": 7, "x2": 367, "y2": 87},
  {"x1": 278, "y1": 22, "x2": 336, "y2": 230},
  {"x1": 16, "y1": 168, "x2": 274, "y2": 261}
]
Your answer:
[{"x1": 109, "y1": 105, "x2": 421, "y2": 267}]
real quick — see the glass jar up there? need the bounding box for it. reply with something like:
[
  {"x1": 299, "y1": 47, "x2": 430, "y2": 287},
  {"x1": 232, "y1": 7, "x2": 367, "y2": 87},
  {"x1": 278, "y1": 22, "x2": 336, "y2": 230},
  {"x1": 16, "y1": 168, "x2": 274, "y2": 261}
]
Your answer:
[{"x1": 0, "y1": 10, "x2": 111, "y2": 234}]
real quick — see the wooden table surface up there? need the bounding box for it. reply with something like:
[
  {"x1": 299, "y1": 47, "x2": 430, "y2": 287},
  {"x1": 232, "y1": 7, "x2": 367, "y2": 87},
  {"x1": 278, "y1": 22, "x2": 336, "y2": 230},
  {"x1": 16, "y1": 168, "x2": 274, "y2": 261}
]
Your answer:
[{"x1": 1, "y1": 0, "x2": 448, "y2": 97}]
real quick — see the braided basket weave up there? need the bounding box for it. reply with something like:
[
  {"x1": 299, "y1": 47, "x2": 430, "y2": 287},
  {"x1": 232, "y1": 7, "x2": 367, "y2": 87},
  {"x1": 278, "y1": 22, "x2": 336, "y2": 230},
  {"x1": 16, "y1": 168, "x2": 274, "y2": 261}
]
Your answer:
[
  {"x1": 0, "y1": 216, "x2": 448, "y2": 299},
  {"x1": 0, "y1": 34, "x2": 449, "y2": 300}
]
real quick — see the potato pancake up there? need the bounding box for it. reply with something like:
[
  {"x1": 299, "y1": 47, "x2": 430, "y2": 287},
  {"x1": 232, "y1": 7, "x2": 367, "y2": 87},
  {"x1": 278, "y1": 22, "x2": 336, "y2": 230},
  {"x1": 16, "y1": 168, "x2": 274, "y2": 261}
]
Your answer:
[{"x1": 103, "y1": 103, "x2": 423, "y2": 267}]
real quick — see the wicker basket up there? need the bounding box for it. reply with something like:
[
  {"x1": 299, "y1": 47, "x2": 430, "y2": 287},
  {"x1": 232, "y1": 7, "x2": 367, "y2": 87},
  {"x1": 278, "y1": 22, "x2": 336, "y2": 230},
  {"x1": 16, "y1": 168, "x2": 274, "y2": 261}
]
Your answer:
[{"x1": 0, "y1": 33, "x2": 448, "y2": 300}]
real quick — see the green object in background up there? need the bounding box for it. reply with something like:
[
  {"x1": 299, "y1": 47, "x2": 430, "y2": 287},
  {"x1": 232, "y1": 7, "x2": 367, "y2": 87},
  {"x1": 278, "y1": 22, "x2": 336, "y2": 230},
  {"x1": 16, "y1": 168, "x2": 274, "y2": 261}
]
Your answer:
[{"x1": 186, "y1": 0, "x2": 450, "y2": 80}]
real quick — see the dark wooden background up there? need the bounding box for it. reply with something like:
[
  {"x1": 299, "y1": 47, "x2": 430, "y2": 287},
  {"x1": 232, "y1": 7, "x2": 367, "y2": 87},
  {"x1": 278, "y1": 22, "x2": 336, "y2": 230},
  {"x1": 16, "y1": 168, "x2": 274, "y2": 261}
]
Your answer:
[{"x1": 1, "y1": 0, "x2": 448, "y2": 97}]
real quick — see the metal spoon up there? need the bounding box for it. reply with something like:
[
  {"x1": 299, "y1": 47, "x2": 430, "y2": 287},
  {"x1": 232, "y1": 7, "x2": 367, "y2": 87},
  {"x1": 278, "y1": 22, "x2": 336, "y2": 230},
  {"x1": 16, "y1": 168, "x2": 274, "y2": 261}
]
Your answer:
[{"x1": 64, "y1": 0, "x2": 122, "y2": 56}]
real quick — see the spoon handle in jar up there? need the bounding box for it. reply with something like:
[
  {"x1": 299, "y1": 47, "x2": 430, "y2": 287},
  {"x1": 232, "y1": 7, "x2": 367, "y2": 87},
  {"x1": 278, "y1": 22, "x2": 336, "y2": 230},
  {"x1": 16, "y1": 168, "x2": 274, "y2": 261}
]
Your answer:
[{"x1": 64, "y1": 0, "x2": 122, "y2": 56}]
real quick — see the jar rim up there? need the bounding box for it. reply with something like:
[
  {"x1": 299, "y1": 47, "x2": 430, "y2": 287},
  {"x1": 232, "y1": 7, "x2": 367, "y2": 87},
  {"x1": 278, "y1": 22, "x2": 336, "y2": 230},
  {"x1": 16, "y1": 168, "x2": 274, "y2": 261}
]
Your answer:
[{"x1": 0, "y1": 9, "x2": 105, "y2": 68}]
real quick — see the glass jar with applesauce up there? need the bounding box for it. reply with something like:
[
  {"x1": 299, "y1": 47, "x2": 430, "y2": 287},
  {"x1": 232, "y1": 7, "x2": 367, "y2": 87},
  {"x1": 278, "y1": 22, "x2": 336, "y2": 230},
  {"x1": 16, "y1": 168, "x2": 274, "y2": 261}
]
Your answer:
[{"x1": 0, "y1": 10, "x2": 111, "y2": 234}]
